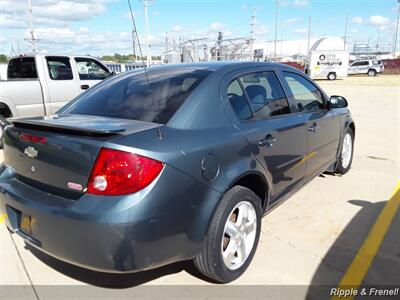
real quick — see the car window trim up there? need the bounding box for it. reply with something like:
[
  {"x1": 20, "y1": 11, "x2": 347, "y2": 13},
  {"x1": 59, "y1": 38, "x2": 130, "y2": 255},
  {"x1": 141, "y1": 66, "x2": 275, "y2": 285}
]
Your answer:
[{"x1": 45, "y1": 56, "x2": 74, "y2": 81}]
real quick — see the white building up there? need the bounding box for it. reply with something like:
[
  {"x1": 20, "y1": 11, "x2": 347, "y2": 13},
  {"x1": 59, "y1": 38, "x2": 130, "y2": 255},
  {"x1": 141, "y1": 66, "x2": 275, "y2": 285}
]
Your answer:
[{"x1": 253, "y1": 37, "x2": 348, "y2": 60}]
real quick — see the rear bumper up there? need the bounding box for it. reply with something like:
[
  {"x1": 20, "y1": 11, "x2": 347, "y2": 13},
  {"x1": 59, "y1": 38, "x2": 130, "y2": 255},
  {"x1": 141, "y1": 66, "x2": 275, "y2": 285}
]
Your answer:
[{"x1": 0, "y1": 164, "x2": 221, "y2": 273}]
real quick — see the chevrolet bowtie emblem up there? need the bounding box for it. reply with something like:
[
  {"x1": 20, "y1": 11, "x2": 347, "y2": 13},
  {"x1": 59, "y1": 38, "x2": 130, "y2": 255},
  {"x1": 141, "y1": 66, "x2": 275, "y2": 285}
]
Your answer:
[{"x1": 24, "y1": 146, "x2": 38, "y2": 159}]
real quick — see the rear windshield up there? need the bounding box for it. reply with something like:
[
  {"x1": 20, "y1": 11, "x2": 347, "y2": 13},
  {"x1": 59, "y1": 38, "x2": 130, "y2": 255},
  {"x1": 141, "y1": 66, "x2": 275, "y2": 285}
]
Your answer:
[
  {"x1": 60, "y1": 68, "x2": 211, "y2": 124},
  {"x1": 7, "y1": 57, "x2": 38, "y2": 79}
]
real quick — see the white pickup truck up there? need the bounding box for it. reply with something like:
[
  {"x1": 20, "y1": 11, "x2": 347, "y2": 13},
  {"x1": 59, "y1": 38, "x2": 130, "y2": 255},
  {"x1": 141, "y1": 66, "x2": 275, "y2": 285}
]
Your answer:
[{"x1": 0, "y1": 54, "x2": 113, "y2": 145}]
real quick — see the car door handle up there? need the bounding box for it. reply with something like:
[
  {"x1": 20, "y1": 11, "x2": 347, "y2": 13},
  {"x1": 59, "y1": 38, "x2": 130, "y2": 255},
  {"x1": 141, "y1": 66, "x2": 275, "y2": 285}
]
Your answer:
[
  {"x1": 308, "y1": 123, "x2": 319, "y2": 133},
  {"x1": 81, "y1": 84, "x2": 89, "y2": 90},
  {"x1": 258, "y1": 134, "x2": 276, "y2": 148}
]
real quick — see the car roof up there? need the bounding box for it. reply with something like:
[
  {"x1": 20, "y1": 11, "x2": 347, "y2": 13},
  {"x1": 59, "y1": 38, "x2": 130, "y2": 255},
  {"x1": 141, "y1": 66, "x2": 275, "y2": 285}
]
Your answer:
[
  {"x1": 133, "y1": 61, "x2": 297, "y2": 75},
  {"x1": 10, "y1": 54, "x2": 99, "y2": 60}
]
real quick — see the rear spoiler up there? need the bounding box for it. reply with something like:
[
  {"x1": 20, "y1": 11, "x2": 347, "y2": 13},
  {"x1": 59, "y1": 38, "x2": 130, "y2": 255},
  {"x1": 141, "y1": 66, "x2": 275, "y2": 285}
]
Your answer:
[{"x1": 9, "y1": 118, "x2": 125, "y2": 137}]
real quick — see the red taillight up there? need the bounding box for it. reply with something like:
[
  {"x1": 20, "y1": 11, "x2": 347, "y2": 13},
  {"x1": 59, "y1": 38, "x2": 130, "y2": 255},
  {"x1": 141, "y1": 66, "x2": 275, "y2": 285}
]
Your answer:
[
  {"x1": 20, "y1": 133, "x2": 47, "y2": 144},
  {"x1": 87, "y1": 148, "x2": 164, "y2": 196}
]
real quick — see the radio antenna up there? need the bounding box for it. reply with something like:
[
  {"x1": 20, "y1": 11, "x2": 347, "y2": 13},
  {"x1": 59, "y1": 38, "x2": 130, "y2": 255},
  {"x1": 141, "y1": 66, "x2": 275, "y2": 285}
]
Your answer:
[{"x1": 127, "y1": 0, "x2": 163, "y2": 139}]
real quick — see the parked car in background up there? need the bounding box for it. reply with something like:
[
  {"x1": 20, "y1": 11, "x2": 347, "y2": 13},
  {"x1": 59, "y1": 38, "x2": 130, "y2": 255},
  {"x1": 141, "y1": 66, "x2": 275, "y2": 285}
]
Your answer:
[
  {"x1": 0, "y1": 54, "x2": 113, "y2": 147},
  {"x1": 0, "y1": 62, "x2": 355, "y2": 283},
  {"x1": 348, "y1": 60, "x2": 384, "y2": 77}
]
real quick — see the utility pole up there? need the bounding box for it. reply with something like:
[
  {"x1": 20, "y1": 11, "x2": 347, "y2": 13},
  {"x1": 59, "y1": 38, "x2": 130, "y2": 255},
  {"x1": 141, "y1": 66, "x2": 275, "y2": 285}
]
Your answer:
[
  {"x1": 376, "y1": 24, "x2": 381, "y2": 52},
  {"x1": 393, "y1": 0, "x2": 400, "y2": 57},
  {"x1": 25, "y1": 0, "x2": 39, "y2": 53},
  {"x1": 217, "y1": 32, "x2": 223, "y2": 61},
  {"x1": 344, "y1": 14, "x2": 348, "y2": 50},
  {"x1": 142, "y1": 0, "x2": 154, "y2": 67},
  {"x1": 250, "y1": 7, "x2": 256, "y2": 61},
  {"x1": 131, "y1": 29, "x2": 137, "y2": 62},
  {"x1": 307, "y1": 16, "x2": 311, "y2": 55},
  {"x1": 274, "y1": 0, "x2": 279, "y2": 59},
  {"x1": 165, "y1": 32, "x2": 169, "y2": 60}
]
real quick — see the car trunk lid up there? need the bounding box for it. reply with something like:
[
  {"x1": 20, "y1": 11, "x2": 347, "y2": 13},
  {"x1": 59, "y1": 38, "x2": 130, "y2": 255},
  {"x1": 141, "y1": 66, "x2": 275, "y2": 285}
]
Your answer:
[{"x1": 4, "y1": 114, "x2": 159, "y2": 199}]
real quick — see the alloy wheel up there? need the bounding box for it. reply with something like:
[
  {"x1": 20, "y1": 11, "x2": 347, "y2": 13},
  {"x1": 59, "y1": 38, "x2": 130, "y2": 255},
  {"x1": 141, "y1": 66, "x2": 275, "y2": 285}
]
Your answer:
[{"x1": 221, "y1": 201, "x2": 257, "y2": 270}]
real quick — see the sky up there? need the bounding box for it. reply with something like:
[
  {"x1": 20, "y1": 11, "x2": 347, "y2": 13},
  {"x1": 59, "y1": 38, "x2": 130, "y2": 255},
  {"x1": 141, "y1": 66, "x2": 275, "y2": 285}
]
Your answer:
[{"x1": 0, "y1": 0, "x2": 399, "y2": 56}]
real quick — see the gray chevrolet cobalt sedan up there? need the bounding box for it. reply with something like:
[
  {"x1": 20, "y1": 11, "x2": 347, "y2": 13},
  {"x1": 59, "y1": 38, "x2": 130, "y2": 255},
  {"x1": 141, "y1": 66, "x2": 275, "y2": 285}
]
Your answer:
[{"x1": 0, "y1": 62, "x2": 354, "y2": 283}]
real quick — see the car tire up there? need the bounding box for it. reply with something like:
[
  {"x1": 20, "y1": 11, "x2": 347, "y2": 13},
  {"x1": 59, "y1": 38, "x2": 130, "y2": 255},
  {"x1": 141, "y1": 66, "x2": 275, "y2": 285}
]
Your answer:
[
  {"x1": 194, "y1": 186, "x2": 262, "y2": 283},
  {"x1": 335, "y1": 127, "x2": 354, "y2": 175},
  {"x1": 367, "y1": 69, "x2": 377, "y2": 77},
  {"x1": 0, "y1": 115, "x2": 7, "y2": 149},
  {"x1": 327, "y1": 72, "x2": 337, "y2": 80}
]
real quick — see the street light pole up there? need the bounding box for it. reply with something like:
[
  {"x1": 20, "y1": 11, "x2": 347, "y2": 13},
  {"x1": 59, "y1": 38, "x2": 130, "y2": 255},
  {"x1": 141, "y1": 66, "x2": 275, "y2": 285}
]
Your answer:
[
  {"x1": 273, "y1": 0, "x2": 279, "y2": 59},
  {"x1": 250, "y1": 8, "x2": 256, "y2": 61},
  {"x1": 393, "y1": 0, "x2": 400, "y2": 57},
  {"x1": 142, "y1": 0, "x2": 154, "y2": 66}
]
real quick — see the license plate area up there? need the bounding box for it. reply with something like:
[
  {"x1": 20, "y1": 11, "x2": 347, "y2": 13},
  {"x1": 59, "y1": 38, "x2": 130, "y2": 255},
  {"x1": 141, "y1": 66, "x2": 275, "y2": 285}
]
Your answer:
[
  {"x1": 20, "y1": 212, "x2": 34, "y2": 236},
  {"x1": 5, "y1": 205, "x2": 41, "y2": 246}
]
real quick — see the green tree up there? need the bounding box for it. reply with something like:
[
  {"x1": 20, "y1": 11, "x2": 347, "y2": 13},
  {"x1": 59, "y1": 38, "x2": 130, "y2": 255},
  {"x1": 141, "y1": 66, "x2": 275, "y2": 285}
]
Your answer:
[{"x1": 0, "y1": 54, "x2": 8, "y2": 63}]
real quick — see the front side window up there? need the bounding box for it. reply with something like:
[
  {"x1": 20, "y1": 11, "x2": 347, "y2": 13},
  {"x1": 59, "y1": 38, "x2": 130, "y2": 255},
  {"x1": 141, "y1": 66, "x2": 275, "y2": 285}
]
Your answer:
[
  {"x1": 75, "y1": 58, "x2": 111, "y2": 80},
  {"x1": 282, "y1": 72, "x2": 326, "y2": 112},
  {"x1": 60, "y1": 68, "x2": 211, "y2": 124},
  {"x1": 238, "y1": 71, "x2": 290, "y2": 119},
  {"x1": 7, "y1": 57, "x2": 37, "y2": 79},
  {"x1": 227, "y1": 79, "x2": 252, "y2": 121},
  {"x1": 46, "y1": 57, "x2": 73, "y2": 80}
]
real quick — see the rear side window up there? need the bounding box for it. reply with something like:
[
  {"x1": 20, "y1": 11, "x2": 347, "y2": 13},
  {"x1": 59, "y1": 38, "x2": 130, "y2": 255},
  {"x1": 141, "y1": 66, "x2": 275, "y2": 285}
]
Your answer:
[
  {"x1": 46, "y1": 57, "x2": 73, "y2": 80},
  {"x1": 7, "y1": 57, "x2": 37, "y2": 79},
  {"x1": 61, "y1": 68, "x2": 211, "y2": 124},
  {"x1": 283, "y1": 72, "x2": 326, "y2": 112},
  {"x1": 238, "y1": 71, "x2": 290, "y2": 119},
  {"x1": 75, "y1": 57, "x2": 111, "y2": 80},
  {"x1": 227, "y1": 80, "x2": 253, "y2": 121}
]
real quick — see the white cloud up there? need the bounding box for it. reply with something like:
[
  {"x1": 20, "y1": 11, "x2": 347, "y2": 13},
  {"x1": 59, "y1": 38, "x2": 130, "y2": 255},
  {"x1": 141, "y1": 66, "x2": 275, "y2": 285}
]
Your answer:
[
  {"x1": 351, "y1": 16, "x2": 363, "y2": 24},
  {"x1": 34, "y1": 1, "x2": 105, "y2": 22},
  {"x1": 292, "y1": 28, "x2": 308, "y2": 35},
  {"x1": 350, "y1": 28, "x2": 358, "y2": 34},
  {"x1": 152, "y1": 10, "x2": 160, "y2": 16},
  {"x1": 172, "y1": 25, "x2": 183, "y2": 32},
  {"x1": 0, "y1": 0, "x2": 106, "y2": 27},
  {"x1": 208, "y1": 22, "x2": 225, "y2": 32},
  {"x1": 368, "y1": 15, "x2": 390, "y2": 27},
  {"x1": 282, "y1": 18, "x2": 299, "y2": 27},
  {"x1": 293, "y1": 0, "x2": 309, "y2": 7},
  {"x1": 0, "y1": 14, "x2": 26, "y2": 29}
]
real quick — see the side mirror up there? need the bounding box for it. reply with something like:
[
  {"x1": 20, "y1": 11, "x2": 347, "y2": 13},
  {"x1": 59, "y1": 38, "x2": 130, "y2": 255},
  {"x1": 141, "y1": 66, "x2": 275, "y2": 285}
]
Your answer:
[{"x1": 329, "y1": 95, "x2": 348, "y2": 109}]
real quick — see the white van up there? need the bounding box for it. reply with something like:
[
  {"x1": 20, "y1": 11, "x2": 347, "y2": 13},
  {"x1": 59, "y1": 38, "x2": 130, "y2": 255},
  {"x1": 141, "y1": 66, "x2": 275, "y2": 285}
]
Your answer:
[{"x1": 305, "y1": 50, "x2": 350, "y2": 80}]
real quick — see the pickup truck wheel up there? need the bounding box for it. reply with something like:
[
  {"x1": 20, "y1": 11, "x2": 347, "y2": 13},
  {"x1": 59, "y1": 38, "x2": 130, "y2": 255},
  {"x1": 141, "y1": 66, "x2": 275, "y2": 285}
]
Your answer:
[
  {"x1": 368, "y1": 69, "x2": 377, "y2": 77},
  {"x1": 0, "y1": 115, "x2": 7, "y2": 149},
  {"x1": 336, "y1": 127, "x2": 354, "y2": 175},
  {"x1": 194, "y1": 186, "x2": 262, "y2": 283},
  {"x1": 327, "y1": 72, "x2": 337, "y2": 80}
]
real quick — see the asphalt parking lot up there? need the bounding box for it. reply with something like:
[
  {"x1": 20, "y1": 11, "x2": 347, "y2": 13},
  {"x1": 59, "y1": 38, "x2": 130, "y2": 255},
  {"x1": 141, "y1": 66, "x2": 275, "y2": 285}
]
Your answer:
[{"x1": 0, "y1": 75, "x2": 399, "y2": 299}]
